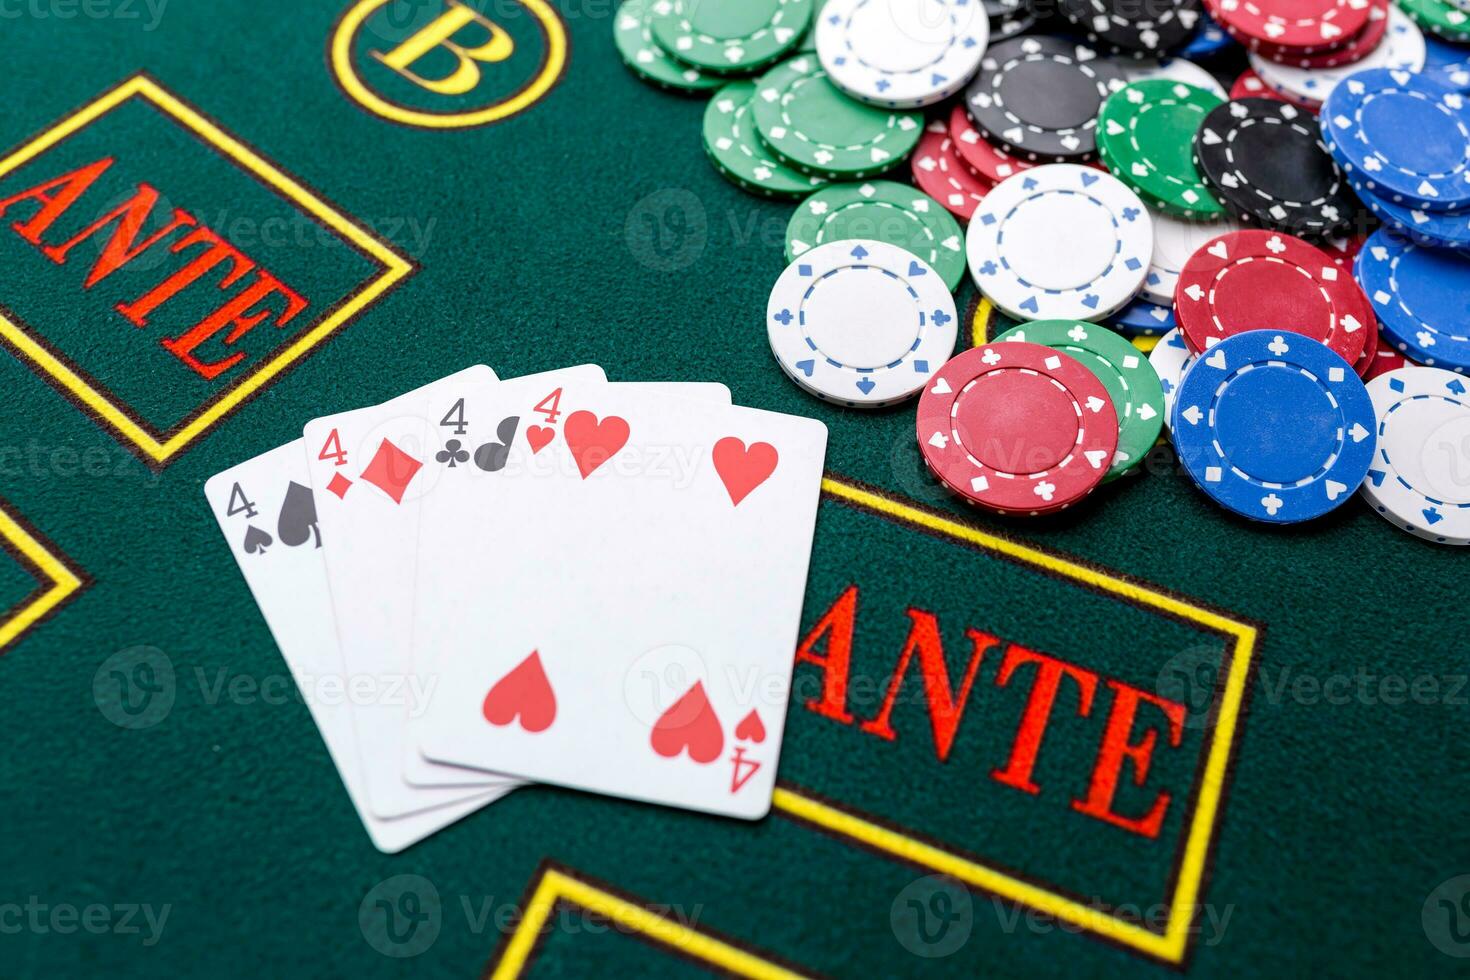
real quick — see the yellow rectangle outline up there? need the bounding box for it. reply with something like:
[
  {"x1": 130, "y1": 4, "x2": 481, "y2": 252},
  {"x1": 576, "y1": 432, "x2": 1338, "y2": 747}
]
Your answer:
[
  {"x1": 0, "y1": 504, "x2": 84, "y2": 652},
  {"x1": 770, "y1": 477, "x2": 1257, "y2": 965},
  {"x1": 489, "y1": 867, "x2": 810, "y2": 980},
  {"x1": 0, "y1": 73, "x2": 413, "y2": 464}
]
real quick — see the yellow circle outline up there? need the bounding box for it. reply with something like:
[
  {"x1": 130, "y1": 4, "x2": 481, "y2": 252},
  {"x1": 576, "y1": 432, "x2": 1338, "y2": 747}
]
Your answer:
[{"x1": 330, "y1": 0, "x2": 568, "y2": 129}]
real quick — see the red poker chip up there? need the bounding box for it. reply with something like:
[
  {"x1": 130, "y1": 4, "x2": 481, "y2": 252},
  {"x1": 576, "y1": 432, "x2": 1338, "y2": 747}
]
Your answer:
[
  {"x1": 1363, "y1": 340, "x2": 1409, "y2": 380},
  {"x1": 1174, "y1": 230, "x2": 1373, "y2": 367},
  {"x1": 912, "y1": 121, "x2": 994, "y2": 222},
  {"x1": 1203, "y1": 0, "x2": 1371, "y2": 53},
  {"x1": 1228, "y1": 69, "x2": 1322, "y2": 110},
  {"x1": 947, "y1": 104, "x2": 1034, "y2": 185},
  {"x1": 1230, "y1": 69, "x2": 1292, "y2": 103},
  {"x1": 1320, "y1": 231, "x2": 1367, "y2": 268},
  {"x1": 916, "y1": 342, "x2": 1118, "y2": 515},
  {"x1": 1256, "y1": 0, "x2": 1388, "y2": 66},
  {"x1": 1353, "y1": 309, "x2": 1378, "y2": 378}
]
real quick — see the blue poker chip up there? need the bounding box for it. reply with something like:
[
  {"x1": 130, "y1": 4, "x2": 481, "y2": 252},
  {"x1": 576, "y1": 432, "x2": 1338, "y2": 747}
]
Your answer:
[
  {"x1": 1349, "y1": 174, "x2": 1470, "y2": 248},
  {"x1": 1422, "y1": 35, "x2": 1470, "y2": 93},
  {"x1": 1356, "y1": 229, "x2": 1470, "y2": 373},
  {"x1": 1171, "y1": 329, "x2": 1377, "y2": 523},
  {"x1": 1422, "y1": 33, "x2": 1470, "y2": 72},
  {"x1": 1321, "y1": 68, "x2": 1470, "y2": 213},
  {"x1": 1179, "y1": 11, "x2": 1234, "y2": 59},
  {"x1": 1111, "y1": 297, "x2": 1176, "y2": 336}
]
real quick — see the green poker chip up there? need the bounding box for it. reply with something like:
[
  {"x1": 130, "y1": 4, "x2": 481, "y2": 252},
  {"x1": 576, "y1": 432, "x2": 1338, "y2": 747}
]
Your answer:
[
  {"x1": 1098, "y1": 80, "x2": 1225, "y2": 219},
  {"x1": 751, "y1": 56, "x2": 923, "y2": 179},
  {"x1": 784, "y1": 181, "x2": 965, "y2": 291},
  {"x1": 649, "y1": 0, "x2": 812, "y2": 75},
  {"x1": 615, "y1": 0, "x2": 723, "y2": 93},
  {"x1": 1397, "y1": 0, "x2": 1470, "y2": 40},
  {"x1": 992, "y1": 319, "x2": 1165, "y2": 480},
  {"x1": 703, "y1": 81, "x2": 826, "y2": 198}
]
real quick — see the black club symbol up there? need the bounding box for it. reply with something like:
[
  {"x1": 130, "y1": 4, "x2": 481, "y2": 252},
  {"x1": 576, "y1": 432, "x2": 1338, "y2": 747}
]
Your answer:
[{"x1": 436, "y1": 439, "x2": 469, "y2": 468}]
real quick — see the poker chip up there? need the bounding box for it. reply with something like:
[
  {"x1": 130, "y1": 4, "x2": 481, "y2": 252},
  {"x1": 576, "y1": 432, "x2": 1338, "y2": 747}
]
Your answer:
[
  {"x1": 1360, "y1": 367, "x2": 1470, "y2": 544},
  {"x1": 767, "y1": 238, "x2": 958, "y2": 406},
  {"x1": 1229, "y1": 68, "x2": 1303, "y2": 105},
  {"x1": 1148, "y1": 326, "x2": 1195, "y2": 429},
  {"x1": 966, "y1": 164, "x2": 1154, "y2": 321},
  {"x1": 992, "y1": 320, "x2": 1165, "y2": 478},
  {"x1": 1119, "y1": 56, "x2": 1229, "y2": 97},
  {"x1": 703, "y1": 81, "x2": 827, "y2": 197},
  {"x1": 915, "y1": 341, "x2": 1118, "y2": 512},
  {"x1": 949, "y1": 104, "x2": 1035, "y2": 182},
  {"x1": 964, "y1": 36, "x2": 1127, "y2": 162},
  {"x1": 1143, "y1": 209, "x2": 1241, "y2": 304},
  {"x1": 1354, "y1": 306, "x2": 1379, "y2": 377},
  {"x1": 1253, "y1": 0, "x2": 1388, "y2": 69},
  {"x1": 1249, "y1": 6, "x2": 1425, "y2": 105},
  {"x1": 650, "y1": 0, "x2": 813, "y2": 75},
  {"x1": 1112, "y1": 296, "x2": 1178, "y2": 335},
  {"x1": 1175, "y1": 230, "x2": 1372, "y2": 365},
  {"x1": 1321, "y1": 68, "x2": 1470, "y2": 212},
  {"x1": 1356, "y1": 229, "x2": 1470, "y2": 372},
  {"x1": 1171, "y1": 329, "x2": 1376, "y2": 522},
  {"x1": 616, "y1": 0, "x2": 724, "y2": 92},
  {"x1": 912, "y1": 120, "x2": 996, "y2": 221},
  {"x1": 1057, "y1": 0, "x2": 1203, "y2": 57},
  {"x1": 815, "y1": 0, "x2": 990, "y2": 109},
  {"x1": 1180, "y1": 9, "x2": 1235, "y2": 56},
  {"x1": 1320, "y1": 230, "x2": 1367, "y2": 266},
  {"x1": 1350, "y1": 174, "x2": 1470, "y2": 247},
  {"x1": 784, "y1": 180, "x2": 966, "y2": 290},
  {"x1": 1364, "y1": 337, "x2": 1409, "y2": 379},
  {"x1": 989, "y1": 2, "x2": 1039, "y2": 41},
  {"x1": 1193, "y1": 98, "x2": 1356, "y2": 235},
  {"x1": 752, "y1": 56, "x2": 924, "y2": 179},
  {"x1": 1428, "y1": 58, "x2": 1470, "y2": 93},
  {"x1": 1397, "y1": 0, "x2": 1470, "y2": 41},
  {"x1": 1097, "y1": 80, "x2": 1225, "y2": 217},
  {"x1": 1202, "y1": 0, "x2": 1374, "y2": 53},
  {"x1": 1423, "y1": 32, "x2": 1470, "y2": 73}
]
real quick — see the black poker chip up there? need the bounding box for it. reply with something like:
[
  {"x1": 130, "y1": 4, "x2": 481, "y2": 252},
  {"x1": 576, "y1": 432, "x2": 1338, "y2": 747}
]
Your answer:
[
  {"x1": 964, "y1": 35, "x2": 1127, "y2": 162},
  {"x1": 1057, "y1": 0, "x2": 1201, "y2": 58},
  {"x1": 989, "y1": 1, "x2": 1039, "y2": 43},
  {"x1": 1193, "y1": 98, "x2": 1358, "y2": 238}
]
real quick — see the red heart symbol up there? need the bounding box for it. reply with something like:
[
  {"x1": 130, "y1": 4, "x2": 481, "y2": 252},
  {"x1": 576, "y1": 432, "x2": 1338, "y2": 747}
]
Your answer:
[
  {"x1": 564, "y1": 411, "x2": 629, "y2": 479},
  {"x1": 650, "y1": 681, "x2": 724, "y2": 764},
  {"x1": 734, "y1": 709, "x2": 765, "y2": 744},
  {"x1": 526, "y1": 425, "x2": 554, "y2": 454},
  {"x1": 713, "y1": 437, "x2": 778, "y2": 506},
  {"x1": 482, "y1": 651, "x2": 556, "y2": 733}
]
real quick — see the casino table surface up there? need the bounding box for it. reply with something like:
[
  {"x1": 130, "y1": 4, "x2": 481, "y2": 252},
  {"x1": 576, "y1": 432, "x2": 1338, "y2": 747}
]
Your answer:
[{"x1": 0, "y1": 1, "x2": 1467, "y2": 977}]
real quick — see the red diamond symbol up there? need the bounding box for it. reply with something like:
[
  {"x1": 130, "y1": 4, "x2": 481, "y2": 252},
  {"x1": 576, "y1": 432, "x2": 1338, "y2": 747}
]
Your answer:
[
  {"x1": 326, "y1": 473, "x2": 352, "y2": 499},
  {"x1": 359, "y1": 438, "x2": 422, "y2": 504}
]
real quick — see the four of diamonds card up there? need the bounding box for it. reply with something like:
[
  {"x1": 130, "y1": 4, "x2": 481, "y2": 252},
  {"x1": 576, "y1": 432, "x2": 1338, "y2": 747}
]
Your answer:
[{"x1": 205, "y1": 364, "x2": 827, "y2": 852}]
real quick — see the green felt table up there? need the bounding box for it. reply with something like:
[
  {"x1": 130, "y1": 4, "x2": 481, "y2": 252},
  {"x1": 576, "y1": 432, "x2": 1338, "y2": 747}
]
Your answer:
[{"x1": 0, "y1": 1, "x2": 1467, "y2": 977}]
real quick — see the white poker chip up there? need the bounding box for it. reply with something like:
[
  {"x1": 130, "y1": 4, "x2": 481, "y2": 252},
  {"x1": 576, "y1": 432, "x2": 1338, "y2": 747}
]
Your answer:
[
  {"x1": 1147, "y1": 327, "x2": 1194, "y2": 431},
  {"x1": 767, "y1": 238, "x2": 958, "y2": 407},
  {"x1": 816, "y1": 0, "x2": 989, "y2": 109},
  {"x1": 966, "y1": 163, "x2": 1154, "y2": 321},
  {"x1": 1360, "y1": 366, "x2": 1470, "y2": 546},
  {"x1": 1142, "y1": 209, "x2": 1241, "y2": 306},
  {"x1": 1250, "y1": 7, "x2": 1425, "y2": 107},
  {"x1": 1120, "y1": 57, "x2": 1227, "y2": 99}
]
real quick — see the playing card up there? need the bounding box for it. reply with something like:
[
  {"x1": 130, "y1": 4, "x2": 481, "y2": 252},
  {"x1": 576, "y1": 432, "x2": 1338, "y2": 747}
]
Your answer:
[
  {"x1": 413, "y1": 377, "x2": 827, "y2": 818},
  {"x1": 304, "y1": 366, "x2": 604, "y2": 815},
  {"x1": 401, "y1": 380, "x2": 732, "y2": 779},
  {"x1": 204, "y1": 440, "x2": 505, "y2": 853}
]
